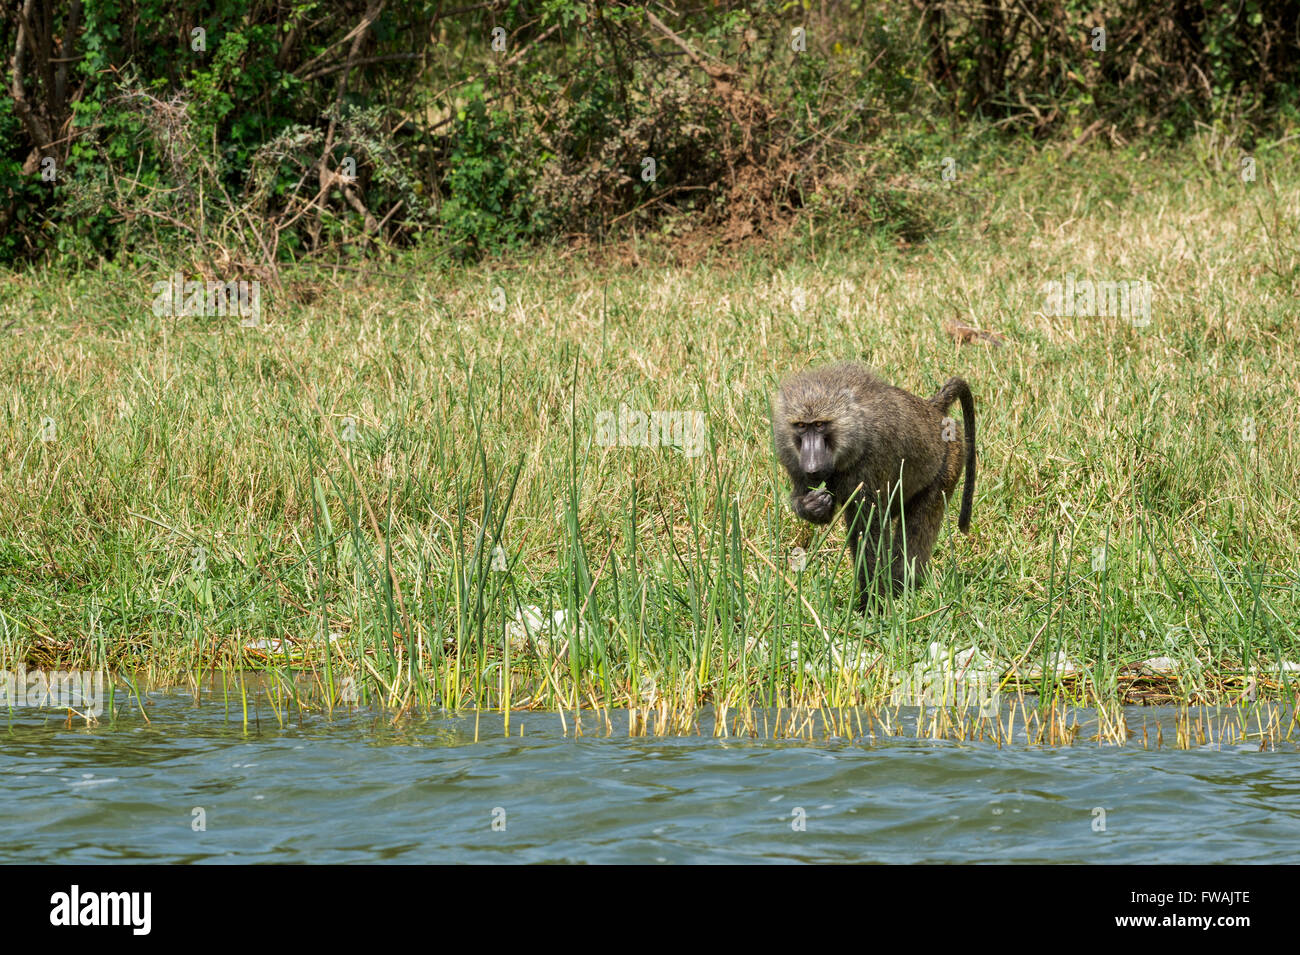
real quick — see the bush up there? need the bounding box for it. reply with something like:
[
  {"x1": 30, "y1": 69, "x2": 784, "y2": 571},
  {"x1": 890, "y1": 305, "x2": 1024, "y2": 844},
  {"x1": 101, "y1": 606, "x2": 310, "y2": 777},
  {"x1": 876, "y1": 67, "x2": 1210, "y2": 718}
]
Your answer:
[{"x1": 2, "y1": 0, "x2": 1296, "y2": 266}]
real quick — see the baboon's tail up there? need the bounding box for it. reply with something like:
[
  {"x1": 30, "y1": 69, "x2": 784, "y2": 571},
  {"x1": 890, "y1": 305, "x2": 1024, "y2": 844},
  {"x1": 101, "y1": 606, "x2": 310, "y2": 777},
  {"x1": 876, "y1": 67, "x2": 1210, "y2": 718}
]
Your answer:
[{"x1": 933, "y1": 377, "x2": 976, "y2": 533}]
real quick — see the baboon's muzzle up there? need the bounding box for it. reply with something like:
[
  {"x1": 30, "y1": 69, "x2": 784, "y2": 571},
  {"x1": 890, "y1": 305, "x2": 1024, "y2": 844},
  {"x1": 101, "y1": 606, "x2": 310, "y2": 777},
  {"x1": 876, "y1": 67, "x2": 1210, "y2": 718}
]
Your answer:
[{"x1": 799, "y1": 432, "x2": 832, "y2": 483}]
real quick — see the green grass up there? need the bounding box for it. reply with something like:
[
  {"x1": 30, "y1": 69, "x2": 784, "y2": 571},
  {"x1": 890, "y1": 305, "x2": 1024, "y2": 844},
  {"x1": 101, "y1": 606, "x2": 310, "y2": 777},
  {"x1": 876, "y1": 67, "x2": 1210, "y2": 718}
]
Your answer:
[{"x1": 3, "y1": 136, "x2": 1299, "y2": 717}]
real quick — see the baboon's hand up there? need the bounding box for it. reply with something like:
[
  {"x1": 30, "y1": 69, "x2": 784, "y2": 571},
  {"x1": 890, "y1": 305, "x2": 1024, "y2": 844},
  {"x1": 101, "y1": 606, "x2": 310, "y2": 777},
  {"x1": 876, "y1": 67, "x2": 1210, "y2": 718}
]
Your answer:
[{"x1": 794, "y1": 487, "x2": 835, "y2": 524}]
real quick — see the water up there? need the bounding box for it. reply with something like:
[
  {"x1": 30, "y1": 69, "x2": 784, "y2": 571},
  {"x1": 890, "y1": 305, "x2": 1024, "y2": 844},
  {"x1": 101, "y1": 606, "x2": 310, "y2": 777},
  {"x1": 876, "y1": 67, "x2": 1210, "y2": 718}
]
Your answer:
[{"x1": 3, "y1": 694, "x2": 1298, "y2": 863}]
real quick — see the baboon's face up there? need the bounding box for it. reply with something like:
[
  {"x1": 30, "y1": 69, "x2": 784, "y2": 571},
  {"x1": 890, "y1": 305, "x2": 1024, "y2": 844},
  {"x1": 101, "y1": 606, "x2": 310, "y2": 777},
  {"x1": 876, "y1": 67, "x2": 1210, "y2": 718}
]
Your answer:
[{"x1": 790, "y1": 419, "x2": 834, "y2": 482}]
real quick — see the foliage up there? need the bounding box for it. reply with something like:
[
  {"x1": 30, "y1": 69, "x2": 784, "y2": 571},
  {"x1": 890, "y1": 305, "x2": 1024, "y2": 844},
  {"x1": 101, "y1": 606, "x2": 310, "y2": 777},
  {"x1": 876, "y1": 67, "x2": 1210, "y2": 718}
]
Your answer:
[{"x1": 1, "y1": 1, "x2": 1297, "y2": 265}]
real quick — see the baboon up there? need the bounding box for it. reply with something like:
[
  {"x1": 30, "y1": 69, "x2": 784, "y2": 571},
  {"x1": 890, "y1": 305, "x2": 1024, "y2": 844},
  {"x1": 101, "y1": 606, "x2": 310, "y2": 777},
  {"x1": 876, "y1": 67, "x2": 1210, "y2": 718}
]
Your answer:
[{"x1": 771, "y1": 362, "x2": 976, "y2": 609}]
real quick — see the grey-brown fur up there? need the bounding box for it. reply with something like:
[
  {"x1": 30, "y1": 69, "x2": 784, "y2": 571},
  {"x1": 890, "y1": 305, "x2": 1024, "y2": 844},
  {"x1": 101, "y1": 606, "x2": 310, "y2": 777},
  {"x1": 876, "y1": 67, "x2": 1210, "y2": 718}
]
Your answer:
[{"x1": 771, "y1": 361, "x2": 976, "y2": 609}]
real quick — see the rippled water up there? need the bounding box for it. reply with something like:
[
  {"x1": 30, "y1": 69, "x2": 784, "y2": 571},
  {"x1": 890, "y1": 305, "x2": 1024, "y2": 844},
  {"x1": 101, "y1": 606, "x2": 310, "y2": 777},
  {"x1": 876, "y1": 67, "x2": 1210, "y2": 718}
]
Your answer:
[{"x1": 3, "y1": 694, "x2": 1298, "y2": 863}]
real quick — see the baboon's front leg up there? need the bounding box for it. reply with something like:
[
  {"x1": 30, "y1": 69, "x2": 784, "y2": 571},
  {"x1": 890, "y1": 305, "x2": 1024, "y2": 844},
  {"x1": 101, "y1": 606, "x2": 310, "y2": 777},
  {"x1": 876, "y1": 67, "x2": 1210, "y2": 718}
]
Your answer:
[
  {"x1": 847, "y1": 499, "x2": 893, "y2": 611},
  {"x1": 893, "y1": 484, "x2": 947, "y2": 592}
]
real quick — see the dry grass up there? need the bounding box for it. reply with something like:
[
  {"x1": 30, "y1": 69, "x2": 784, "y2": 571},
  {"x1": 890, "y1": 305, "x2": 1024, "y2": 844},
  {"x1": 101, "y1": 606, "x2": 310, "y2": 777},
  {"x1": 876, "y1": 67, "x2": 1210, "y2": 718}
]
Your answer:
[{"x1": 2, "y1": 138, "x2": 1298, "y2": 723}]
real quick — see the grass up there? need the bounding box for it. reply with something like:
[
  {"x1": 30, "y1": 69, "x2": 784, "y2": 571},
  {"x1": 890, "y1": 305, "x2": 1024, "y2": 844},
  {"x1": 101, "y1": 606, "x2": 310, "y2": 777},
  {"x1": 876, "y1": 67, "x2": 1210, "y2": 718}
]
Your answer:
[{"x1": 2, "y1": 134, "x2": 1299, "y2": 724}]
